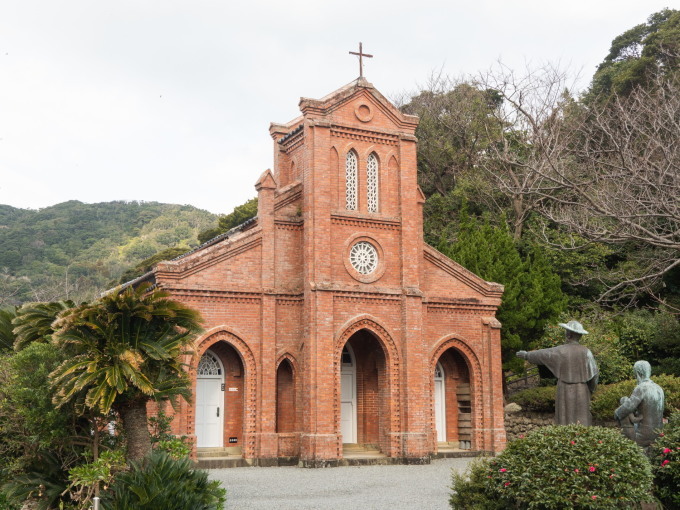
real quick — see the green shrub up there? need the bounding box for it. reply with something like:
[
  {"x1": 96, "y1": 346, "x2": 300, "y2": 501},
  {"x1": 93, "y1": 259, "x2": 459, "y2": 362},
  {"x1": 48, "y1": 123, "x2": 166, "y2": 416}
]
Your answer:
[
  {"x1": 1, "y1": 451, "x2": 71, "y2": 510},
  {"x1": 451, "y1": 458, "x2": 505, "y2": 510},
  {"x1": 650, "y1": 411, "x2": 680, "y2": 509},
  {"x1": 101, "y1": 451, "x2": 226, "y2": 510},
  {"x1": 509, "y1": 386, "x2": 556, "y2": 413},
  {"x1": 66, "y1": 450, "x2": 126, "y2": 509},
  {"x1": 450, "y1": 425, "x2": 654, "y2": 509},
  {"x1": 590, "y1": 380, "x2": 636, "y2": 422}
]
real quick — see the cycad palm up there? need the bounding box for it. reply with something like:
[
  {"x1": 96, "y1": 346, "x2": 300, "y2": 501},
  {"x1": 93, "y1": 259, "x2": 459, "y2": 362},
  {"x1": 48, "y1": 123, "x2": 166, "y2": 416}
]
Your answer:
[
  {"x1": 12, "y1": 300, "x2": 75, "y2": 350},
  {"x1": 0, "y1": 307, "x2": 17, "y2": 350},
  {"x1": 50, "y1": 284, "x2": 202, "y2": 461}
]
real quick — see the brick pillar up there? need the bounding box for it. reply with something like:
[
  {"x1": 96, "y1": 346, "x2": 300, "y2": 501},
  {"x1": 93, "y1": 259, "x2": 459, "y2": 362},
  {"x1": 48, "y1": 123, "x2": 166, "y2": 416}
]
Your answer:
[
  {"x1": 482, "y1": 317, "x2": 507, "y2": 453},
  {"x1": 254, "y1": 170, "x2": 278, "y2": 459}
]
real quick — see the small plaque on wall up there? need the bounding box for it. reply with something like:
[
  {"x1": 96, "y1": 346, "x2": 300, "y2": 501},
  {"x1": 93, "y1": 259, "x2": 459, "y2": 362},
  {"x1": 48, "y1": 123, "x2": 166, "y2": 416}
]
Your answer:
[
  {"x1": 228, "y1": 387, "x2": 238, "y2": 392},
  {"x1": 229, "y1": 437, "x2": 238, "y2": 444}
]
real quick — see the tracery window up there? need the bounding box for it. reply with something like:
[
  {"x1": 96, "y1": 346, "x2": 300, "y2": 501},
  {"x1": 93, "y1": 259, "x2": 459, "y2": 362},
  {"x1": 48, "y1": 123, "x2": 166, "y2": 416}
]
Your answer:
[
  {"x1": 367, "y1": 153, "x2": 379, "y2": 212},
  {"x1": 345, "y1": 151, "x2": 358, "y2": 211},
  {"x1": 349, "y1": 241, "x2": 378, "y2": 275},
  {"x1": 197, "y1": 351, "x2": 222, "y2": 376}
]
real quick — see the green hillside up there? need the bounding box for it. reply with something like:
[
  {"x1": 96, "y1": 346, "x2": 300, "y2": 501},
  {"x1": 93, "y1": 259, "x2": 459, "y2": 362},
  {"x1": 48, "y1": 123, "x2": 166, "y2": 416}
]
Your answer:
[{"x1": 0, "y1": 201, "x2": 218, "y2": 305}]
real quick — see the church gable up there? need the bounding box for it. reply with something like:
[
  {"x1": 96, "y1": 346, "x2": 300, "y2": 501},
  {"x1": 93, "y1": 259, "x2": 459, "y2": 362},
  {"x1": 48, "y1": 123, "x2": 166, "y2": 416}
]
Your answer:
[
  {"x1": 299, "y1": 79, "x2": 418, "y2": 135},
  {"x1": 421, "y1": 245, "x2": 504, "y2": 303},
  {"x1": 154, "y1": 224, "x2": 263, "y2": 291}
]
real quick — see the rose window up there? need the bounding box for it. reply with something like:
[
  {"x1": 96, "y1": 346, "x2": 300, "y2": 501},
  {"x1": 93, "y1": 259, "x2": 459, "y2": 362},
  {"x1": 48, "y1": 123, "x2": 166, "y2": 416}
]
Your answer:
[{"x1": 349, "y1": 241, "x2": 378, "y2": 275}]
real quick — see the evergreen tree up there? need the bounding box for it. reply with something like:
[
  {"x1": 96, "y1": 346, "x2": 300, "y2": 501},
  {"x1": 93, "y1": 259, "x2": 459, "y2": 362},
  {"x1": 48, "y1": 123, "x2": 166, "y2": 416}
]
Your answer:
[{"x1": 440, "y1": 208, "x2": 566, "y2": 372}]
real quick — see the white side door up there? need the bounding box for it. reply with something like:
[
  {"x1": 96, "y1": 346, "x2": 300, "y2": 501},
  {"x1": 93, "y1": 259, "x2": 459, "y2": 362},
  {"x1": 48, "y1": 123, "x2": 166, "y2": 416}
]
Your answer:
[
  {"x1": 196, "y1": 351, "x2": 225, "y2": 448},
  {"x1": 434, "y1": 363, "x2": 446, "y2": 442},
  {"x1": 340, "y1": 346, "x2": 357, "y2": 444}
]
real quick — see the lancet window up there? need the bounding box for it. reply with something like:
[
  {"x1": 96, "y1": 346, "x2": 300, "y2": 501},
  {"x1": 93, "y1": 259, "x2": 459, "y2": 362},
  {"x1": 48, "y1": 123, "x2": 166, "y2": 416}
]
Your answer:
[
  {"x1": 345, "y1": 151, "x2": 358, "y2": 211},
  {"x1": 366, "y1": 153, "x2": 379, "y2": 212}
]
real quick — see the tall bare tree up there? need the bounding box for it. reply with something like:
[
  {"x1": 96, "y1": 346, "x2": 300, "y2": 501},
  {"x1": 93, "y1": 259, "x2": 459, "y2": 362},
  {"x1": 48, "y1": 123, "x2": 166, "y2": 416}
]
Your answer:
[
  {"x1": 537, "y1": 74, "x2": 680, "y2": 304},
  {"x1": 473, "y1": 62, "x2": 582, "y2": 240}
]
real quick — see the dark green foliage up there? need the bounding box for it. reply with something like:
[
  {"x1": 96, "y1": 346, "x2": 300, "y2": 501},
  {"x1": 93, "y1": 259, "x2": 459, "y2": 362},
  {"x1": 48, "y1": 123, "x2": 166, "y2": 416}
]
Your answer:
[
  {"x1": 650, "y1": 411, "x2": 680, "y2": 509},
  {"x1": 450, "y1": 458, "x2": 505, "y2": 510},
  {"x1": 0, "y1": 344, "x2": 76, "y2": 474},
  {"x1": 197, "y1": 197, "x2": 258, "y2": 244},
  {"x1": 590, "y1": 9, "x2": 680, "y2": 98},
  {"x1": 451, "y1": 425, "x2": 654, "y2": 509},
  {"x1": 101, "y1": 451, "x2": 226, "y2": 510},
  {"x1": 2, "y1": 451, "x2": 71, "y2": 510},
  {"x1": 0, "y1": 309, "x2": 16, "y2": 351},
  {"x1": 508, "y1": 386, "x2": 556, "y2": 413},
  {"x1": 614, "y1": 309, "x2": 680, "y2": 377},
  {"x1": 440, "y1": 209, "x2": 566, "y2": 371},
  {"x1": 400, "y1": 82, "x2": 501, "y2": 198},
  {"x1": 0, "y1": 201, "x2": 216, "y2": 306}
]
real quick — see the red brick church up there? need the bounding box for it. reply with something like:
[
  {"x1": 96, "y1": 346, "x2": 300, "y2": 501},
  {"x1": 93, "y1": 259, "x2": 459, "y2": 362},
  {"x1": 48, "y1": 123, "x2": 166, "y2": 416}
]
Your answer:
[{"x1": 139, "y1": 76, "x2": 506, "y2": 466}]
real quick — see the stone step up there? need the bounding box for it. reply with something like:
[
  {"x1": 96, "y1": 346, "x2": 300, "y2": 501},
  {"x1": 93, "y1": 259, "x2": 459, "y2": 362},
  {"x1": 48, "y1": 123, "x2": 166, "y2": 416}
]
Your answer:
[
  {"x1": 197, "y1": 447, "x2": 242, "y2": 458},
  {"x1": 196, "y1": 456, "x2": 249, "y2": 469}
]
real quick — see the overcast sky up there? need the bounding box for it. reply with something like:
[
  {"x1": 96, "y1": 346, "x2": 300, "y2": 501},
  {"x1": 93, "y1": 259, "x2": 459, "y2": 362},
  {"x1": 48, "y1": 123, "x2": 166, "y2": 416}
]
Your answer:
[{"x1": 0, "y1": 1, "x2": 673, "y2": 215}]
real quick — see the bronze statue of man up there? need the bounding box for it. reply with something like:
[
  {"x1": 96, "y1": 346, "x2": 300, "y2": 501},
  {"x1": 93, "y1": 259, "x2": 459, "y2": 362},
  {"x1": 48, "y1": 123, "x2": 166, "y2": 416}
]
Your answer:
[
  {"x1": 615, "y1": 360, "x2": 665, "y2": 447},
  {"x1": 517, "y1": 321, "x2": 599, "y2": 425}
]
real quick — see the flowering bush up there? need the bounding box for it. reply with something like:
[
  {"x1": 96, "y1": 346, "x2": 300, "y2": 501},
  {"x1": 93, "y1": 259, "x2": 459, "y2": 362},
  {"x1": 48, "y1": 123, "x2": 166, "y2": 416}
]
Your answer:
[
  {"x1": 650, "y1": 411, "x2": 680, "y2": 509},
  {"x1": 451, "y1": 425, "x2": 654, "y2": 509}
]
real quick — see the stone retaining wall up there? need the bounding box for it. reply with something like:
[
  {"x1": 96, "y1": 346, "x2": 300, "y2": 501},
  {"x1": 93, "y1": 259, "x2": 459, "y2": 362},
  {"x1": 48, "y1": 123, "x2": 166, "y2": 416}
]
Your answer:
[{"x1": 504, "y1": 404, "x2": 618, "y2": 441}]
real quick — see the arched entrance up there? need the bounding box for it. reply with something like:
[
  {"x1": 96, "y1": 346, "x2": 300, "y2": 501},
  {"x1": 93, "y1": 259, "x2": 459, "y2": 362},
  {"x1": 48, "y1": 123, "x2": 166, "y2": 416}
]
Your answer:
[
  {"x1": 195, "y1": 342, "x2": 245, "y2": 450},
  {"x1": 434, "y1": 348, "x2": 473, "y2": 449},
  {"x1": 339, "y1": 329, "x2": 388, "y2": 451}
]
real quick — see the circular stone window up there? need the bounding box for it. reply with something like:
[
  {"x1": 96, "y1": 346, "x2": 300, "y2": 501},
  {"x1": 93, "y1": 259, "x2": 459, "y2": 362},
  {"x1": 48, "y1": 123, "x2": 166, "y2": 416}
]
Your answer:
[
  {"x1": 343, "y1": 234, "x2": 386, "y2": 283},
  {"x1": 349, "y1": 241, "x2": 378, "y2": 275}
]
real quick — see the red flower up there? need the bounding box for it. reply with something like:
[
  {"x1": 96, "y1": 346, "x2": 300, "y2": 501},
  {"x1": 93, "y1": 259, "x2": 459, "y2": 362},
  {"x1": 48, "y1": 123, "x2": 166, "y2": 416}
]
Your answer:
[
  {"x1": 663, "y1": 448, "x2": 671, "y2": 454},
  {"x1": 661, "y1": 460, "x2": 670, "y2": 467},
  {"x1": 574, "y1": 469, "x2": 579, "y2": 473},
  {"x1": 592, "y1": 495, "x2": 597, "y2": 500},
  {"x1": 589, "y1": 466, "x2": 596, "y2": 472},
  {"x1": 499, "y1": 468, "x2": 507, "y2": 473},
  {"x1": 504, "y1": 482, "x2": 511, "y2": 487},
  {"x1": 570, "y1": 441, "x2": 576, "y2": 445}
]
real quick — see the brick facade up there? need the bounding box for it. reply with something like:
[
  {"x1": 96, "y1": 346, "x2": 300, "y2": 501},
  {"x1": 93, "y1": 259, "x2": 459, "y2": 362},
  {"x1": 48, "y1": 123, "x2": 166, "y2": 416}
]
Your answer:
[{"x1": 145, "y1": 78, "x2": 506, "y2": 465}]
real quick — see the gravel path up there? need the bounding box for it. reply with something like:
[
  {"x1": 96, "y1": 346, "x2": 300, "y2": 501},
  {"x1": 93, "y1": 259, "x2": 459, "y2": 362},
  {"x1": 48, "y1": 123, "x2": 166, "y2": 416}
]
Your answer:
[{"x1": 208, "y1": 457, "x2": 474, "y2": 510}]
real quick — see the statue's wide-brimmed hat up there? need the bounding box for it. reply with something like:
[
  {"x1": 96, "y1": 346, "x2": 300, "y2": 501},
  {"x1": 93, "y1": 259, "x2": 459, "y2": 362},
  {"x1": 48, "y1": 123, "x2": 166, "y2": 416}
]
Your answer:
[{"x1": 559, "y1": 320, "x2": 588, "y2": 335}]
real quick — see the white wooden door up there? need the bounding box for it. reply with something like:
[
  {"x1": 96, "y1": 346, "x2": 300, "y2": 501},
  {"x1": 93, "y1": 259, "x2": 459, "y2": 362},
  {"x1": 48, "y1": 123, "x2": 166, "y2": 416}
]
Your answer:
[
  {"x1": 196, "y1": 351, "x2": 224, "y2": 448},
  {"x1": 340, "y1": 346, "x2": 357, "y2": 444},
  {"x1": 434, "y1": 363, "x2": 446, "y2": 442}
]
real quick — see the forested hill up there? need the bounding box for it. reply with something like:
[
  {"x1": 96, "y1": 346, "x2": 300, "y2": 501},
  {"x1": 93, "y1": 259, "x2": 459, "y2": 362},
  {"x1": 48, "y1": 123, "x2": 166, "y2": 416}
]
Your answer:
[{"x1": 0, "y1": 200, "x2": 218, "y2": 306}]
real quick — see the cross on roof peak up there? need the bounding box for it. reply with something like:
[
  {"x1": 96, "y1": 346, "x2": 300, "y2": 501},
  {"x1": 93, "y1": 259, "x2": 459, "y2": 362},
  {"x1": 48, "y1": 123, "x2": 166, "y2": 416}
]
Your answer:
[{"x1": 349, "y1": 42, "x2": 373, "y2": 78}]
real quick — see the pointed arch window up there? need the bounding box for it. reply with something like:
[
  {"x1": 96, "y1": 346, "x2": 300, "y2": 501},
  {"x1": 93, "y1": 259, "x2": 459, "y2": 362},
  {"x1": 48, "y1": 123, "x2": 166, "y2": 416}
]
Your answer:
[
  {"x1": 345, "y1": 151, "x2": 358, "y2": 211},
  {"x1": 367, "y1": 153, "x2": 379, "y2": 212}
]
